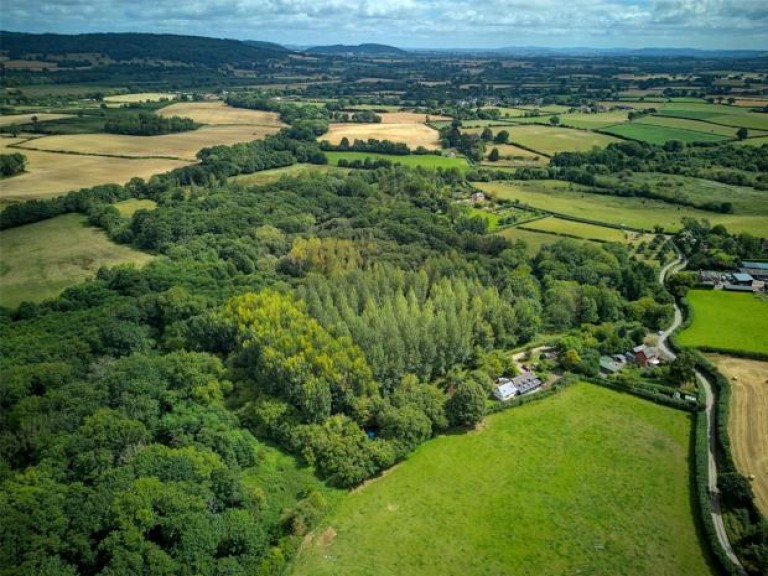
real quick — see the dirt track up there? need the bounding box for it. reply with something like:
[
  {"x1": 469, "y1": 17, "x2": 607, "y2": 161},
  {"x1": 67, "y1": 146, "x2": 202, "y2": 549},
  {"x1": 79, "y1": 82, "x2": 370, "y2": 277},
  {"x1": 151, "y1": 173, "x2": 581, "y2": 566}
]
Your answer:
[{"x1": 710, "y1": 354, "x2": 768, "y2": 516}]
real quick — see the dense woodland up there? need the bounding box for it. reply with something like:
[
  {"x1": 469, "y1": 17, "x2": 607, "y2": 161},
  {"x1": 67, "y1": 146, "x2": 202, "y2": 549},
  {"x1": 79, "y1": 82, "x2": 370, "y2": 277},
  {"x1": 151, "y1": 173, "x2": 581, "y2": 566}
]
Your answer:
[
  {"x1": 103, "y1": 113, "x2": 198, "y2": 136},
  {"x1": 0, "y1": 123, "x2": 684, "y2": 573}
]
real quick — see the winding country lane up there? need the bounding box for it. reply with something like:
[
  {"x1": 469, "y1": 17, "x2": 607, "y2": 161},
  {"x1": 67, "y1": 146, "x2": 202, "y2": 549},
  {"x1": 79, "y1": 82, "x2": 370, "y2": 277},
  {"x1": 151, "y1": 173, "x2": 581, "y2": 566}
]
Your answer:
[{"x1": 657, "y1": 243, "x2": 745, "y2": 573}]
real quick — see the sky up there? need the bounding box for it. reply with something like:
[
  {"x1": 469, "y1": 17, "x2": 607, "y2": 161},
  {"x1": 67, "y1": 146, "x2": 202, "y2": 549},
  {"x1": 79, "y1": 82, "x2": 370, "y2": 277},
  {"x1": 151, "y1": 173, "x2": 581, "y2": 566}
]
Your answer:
[{"x1": 3, "y1": 0, "x2": 768, "y2": 50}]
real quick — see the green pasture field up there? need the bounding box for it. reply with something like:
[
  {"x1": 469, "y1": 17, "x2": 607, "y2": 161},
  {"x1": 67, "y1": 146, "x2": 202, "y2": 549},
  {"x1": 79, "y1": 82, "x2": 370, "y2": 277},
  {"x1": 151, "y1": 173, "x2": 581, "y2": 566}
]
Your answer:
[
  {"x1": 324, "y1": 151, "x2": 469, "y2": 170},
  {"x1": 557, "y1": 111, "x2": 630, "y2": 129},
  {"x1": 678, "y1": 290, "x2": 768, "y2": 355},
  {"x1": 634, "y1": 115, "x2": 748, "y2": 138},
  {"x1": 656, "y1": 102, "x2": 768, "y2": 130},
  {"x1": 504, "y1": 125, "x2": 620, "y2": 155},
  {"x1": 0, "y1": 214, "x2": 154, "y2": 308},
  {"x1": 600, "y1": 122, "x2": 728, "y2": 145},
  {"x1": 522, "y1": 217, "x2": 629, "y2": 242},
  {"x1": 596, "y1": 172, "x2": 768, "y2": 217},
  {"x1": 292, "y1": 383, "x2": 712, "y2": 576},
  {"x1": 475, "y1": 180, "x2": 768, "y2": 235},
  {"x1": 114, "y1": 198, "x2": 158, "y2": 217}
]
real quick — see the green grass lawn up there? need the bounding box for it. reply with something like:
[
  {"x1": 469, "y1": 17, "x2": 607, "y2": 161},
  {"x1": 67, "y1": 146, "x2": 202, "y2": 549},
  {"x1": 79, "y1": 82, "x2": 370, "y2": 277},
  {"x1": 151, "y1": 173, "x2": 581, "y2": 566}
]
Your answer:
[
  {"x1": 291, "y1": 383, "x2": 712, "y2": 576},
  {"x1": 522, "y1": 216, "x2": 628, "y2": 242},
  {"x1": 476, "y1": 180, "x2": 768, "y2": 235},
  {"x1": 600, "y1": 122, "x2": 728, "y2": 145},
  {"x1": 0, "y1": 214, "x2": 154, "y2": 308},
  {"x1": 678, "y1": 290, "x2": 768, "y2": 355},
  {"x1": 324, "y1": 151, "x2": 469, "y2": 170}
]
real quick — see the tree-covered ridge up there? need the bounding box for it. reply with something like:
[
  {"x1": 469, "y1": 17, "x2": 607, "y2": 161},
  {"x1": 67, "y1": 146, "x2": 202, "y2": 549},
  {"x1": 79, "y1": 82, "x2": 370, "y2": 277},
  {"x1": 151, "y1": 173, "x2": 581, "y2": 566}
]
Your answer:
[{"x1": 104, "y1": 112, "x2": 198, "y2": 136}]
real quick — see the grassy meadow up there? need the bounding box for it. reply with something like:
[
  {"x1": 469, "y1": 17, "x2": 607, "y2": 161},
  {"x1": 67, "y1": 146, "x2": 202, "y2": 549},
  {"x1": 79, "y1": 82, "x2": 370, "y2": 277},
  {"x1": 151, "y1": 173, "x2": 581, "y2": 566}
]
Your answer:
[
  {"x1": 0, "y1": 214, "x2": 154, "y2": 308},
  {"x1": 521, "y1": 217, "x2": 629, "y2": 242},
  {"x1": 678, "y1": 290, "x2": 768, "y2": 355},
  {"x1": 497, "y1": 226, "x2": 576, "y2": 255},
  {"x1": 114, "y1": 198, "x2": 158, "y2": 217},
  {"x1": 292, "y1": 383, "x2": 712, "y2": 576},
  {"x1": 476, "y1": 180, "x2": 768, "y2": 235}
]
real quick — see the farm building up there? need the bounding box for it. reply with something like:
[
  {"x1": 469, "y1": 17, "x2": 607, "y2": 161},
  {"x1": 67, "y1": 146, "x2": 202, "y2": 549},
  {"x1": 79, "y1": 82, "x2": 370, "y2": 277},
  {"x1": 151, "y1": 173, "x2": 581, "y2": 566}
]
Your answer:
[
  {"x1": 731, "y1": 272, "x2": 754, "y2": 286},
  {"x1": 511, "y1": 372, "x2": 542, "y2": 395},
  {"x1": 493, "y1": 378, "x2": 519, "y2": 401},
  {"x1": 599, "y1": 356, "x2": 623, "y2": 374},
  {"x1": 494, "y1": 372, "x2": 542, "y2": 399},
  {"x1": 471, "y1": 191, "x2": 486, "y2": 204},
  {"x1": 740, "y1": 267, "x2": 768, "y2": 281},
  {"x1": 632, "y1": 345, "x2": 661, "y2": 367}
]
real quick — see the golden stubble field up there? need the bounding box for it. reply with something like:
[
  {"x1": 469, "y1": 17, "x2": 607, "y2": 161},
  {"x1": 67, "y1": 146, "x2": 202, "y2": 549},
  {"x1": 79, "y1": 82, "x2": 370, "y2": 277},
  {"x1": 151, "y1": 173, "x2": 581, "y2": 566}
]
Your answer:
[
  {"x1": 156, "y1": 102, "x2": 284, "y2": 126},
  {"x1": 322, "y1": 124, "x2": 441, "y2": 149},
  {"x1": 709, "y1": 354, "x2": 768, "y2": 516},
  {"x1": 0, "y1": 137, "x2": 191, "y2": 203},
  {"x1": 14, "y1": 124, "x2": 282, "y2": 161}
]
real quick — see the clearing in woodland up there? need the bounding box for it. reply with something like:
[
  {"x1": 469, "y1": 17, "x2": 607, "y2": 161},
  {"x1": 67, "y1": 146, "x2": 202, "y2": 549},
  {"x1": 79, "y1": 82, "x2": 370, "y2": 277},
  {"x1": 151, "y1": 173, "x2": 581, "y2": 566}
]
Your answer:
[
  {"x1": 291, "y1": 383, "x2": 712, "y2": 576},
  {"x1": 0, "y1": 214, "x2": 154, "y2": 308},
  {"x1": 708, "y1": 354, "x2": 768, "y2": 517}
]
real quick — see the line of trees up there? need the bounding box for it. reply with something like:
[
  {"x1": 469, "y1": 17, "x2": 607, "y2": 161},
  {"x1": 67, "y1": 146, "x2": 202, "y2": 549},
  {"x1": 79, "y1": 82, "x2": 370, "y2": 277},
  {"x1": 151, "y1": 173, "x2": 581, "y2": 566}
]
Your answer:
[{"x1": 104, "y1": 112, "x2": 198, "y2": 135}]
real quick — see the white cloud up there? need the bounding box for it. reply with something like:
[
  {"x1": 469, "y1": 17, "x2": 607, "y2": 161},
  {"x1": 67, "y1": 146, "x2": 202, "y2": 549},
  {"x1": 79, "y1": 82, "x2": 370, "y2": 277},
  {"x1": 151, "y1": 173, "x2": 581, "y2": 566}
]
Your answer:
[{"x1": 4, "y1": 0, "x2": 767, "y2": 48}]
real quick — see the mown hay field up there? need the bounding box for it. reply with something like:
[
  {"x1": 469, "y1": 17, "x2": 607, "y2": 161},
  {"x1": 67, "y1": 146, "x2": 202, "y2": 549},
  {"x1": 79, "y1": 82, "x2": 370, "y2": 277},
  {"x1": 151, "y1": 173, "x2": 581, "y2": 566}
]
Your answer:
[
  {"x1": 292, "y1": 383, "x2": 712, "y2": 576},
  {"x1": 15, "y1": 124, "x2": 281, "y2": 161},
  {"x1": 321, "y1": 123, "x2": 442, "y2": 149},
  {"x1": 377, "y1": 112, "x2": 451, "y2": 124},
  {"x1": 708, "y1": 354, "x2": 768, "y2": 517},
  {"x1": 504, "y1": 125, "x2": 621, "y2": 155},
  {"x1": 0, "y1": 214, "x2": 155, "y2": 308},
  {"x1": 475, "y1": 180, "x2": 768, "y2": 235},
  {"x1": 103, "y1": 92, "x2": 177, "y2": 103},
  {"x1": 521, "y1": 217, "x2": 628, "y2": 242},
  {"x1": 156, "y1": 102, "x2": 283, "y2": 126},
  {"x1": 0, "y1": 137, "x2": 191, "y2": 204},
  {"x1": 558, "y1": 111, "x2": 631, "y2": 129},
  {"x1": 678, "y1": 290, "x2": 768, "y2": 355}
]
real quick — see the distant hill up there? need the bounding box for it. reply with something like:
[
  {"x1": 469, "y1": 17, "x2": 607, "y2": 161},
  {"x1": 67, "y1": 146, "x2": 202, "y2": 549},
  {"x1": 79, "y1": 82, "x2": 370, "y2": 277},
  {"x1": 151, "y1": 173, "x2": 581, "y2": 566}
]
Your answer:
[
  {"x1": 306, "y1": 43, "x2": 408, "y2": 56},
  {"x1": 490, "y1": 46, "x2": 768, "y2": 58},
  {"x1": 242, "y1": 40, "x2": 290, "y2": 53},
  {"x1": 0, "y1": 31, "x2": 290, "y2": 68}
]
